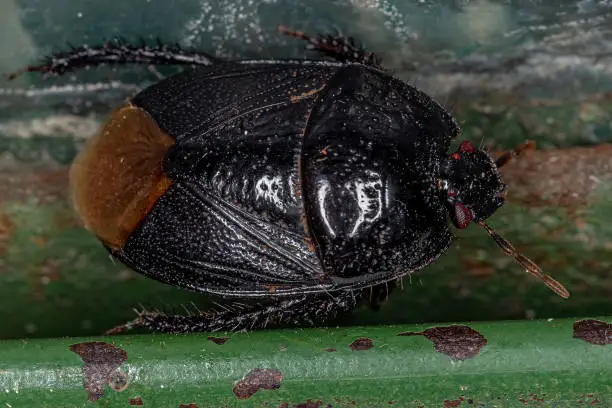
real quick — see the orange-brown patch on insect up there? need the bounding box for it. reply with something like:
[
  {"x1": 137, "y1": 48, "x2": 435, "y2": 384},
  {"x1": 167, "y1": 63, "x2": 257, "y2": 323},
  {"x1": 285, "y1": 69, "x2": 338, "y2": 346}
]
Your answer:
[
  {"x1": 69, "y1": 103, "x2": 175, "y2": 250},
  {"x1": 290, "y1": 87, "x2": 323, "y2": 103},
  {"x1": 303, "y1": 237, "x2": 316, "y2": 252}
]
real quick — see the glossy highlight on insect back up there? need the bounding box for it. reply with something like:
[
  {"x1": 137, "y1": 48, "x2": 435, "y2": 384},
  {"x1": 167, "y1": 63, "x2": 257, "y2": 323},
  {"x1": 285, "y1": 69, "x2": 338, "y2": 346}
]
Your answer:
[{"x1": 8, "y1": 26, "x2": 569, "y2": 333}]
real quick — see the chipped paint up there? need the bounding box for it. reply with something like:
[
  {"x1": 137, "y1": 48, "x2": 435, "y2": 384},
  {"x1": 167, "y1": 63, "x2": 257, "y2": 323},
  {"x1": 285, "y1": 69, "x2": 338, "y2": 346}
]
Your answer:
[
  {"x1": 398, "y1": 325, "x2": 487, "y2": 360},
  {"x1": 129, "y1": 396, "x2": 144, "y2": 405},
  {"x1": 444, "y1": 398, "x2": 463, "y2": 408},
  {"x1": 207, "y1": 336, "x2": 229, "y2": 345},
  {"x1": 573, "y1": 319, "x2": 612, "y2": 345},
  {"x1": 349, "y1": 337, "x2": 373, "y2": 351},
  {"x1": 69, "y1": 341, "x2": 128, "y2": 401},
  {"x1": 233, "y1": 368, "x2": 283, "y2": 400},
  {"x1": 108, "y1": 369, "x2": 129, "y2": 392}
]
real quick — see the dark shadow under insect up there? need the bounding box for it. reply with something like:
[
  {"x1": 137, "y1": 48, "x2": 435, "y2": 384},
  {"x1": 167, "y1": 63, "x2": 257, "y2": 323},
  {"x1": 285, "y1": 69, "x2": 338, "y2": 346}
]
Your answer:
[{"x1": 8, "y1": 26, "x2": 569, "y2": 334}]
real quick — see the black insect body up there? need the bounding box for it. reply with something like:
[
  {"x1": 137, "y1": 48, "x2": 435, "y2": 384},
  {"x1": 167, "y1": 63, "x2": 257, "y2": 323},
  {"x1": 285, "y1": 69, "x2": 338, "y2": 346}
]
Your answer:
[{"x1": 10, "y1": 27, "x2": 569, "y2": 333}]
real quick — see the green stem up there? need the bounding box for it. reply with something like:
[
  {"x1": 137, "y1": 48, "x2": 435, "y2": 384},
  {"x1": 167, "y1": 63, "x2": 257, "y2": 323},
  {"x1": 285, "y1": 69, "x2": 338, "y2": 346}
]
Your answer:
[{"x1": 1, "y1": 318, "x2": 610, "y2": 407}]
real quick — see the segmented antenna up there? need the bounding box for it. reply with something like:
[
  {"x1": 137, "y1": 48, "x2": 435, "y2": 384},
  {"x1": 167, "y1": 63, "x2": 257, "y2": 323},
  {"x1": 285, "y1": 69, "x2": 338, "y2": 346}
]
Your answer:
[{"x1": 477, "y1": 220, "x2": 570, "y2": 298}]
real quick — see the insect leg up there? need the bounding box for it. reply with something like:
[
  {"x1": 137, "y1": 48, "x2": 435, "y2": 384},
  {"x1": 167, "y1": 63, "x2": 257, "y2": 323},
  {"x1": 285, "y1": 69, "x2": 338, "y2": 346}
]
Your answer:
[
  {"x1": 367, "y1": 281, "x2": 397, "y2": 311},
  {"x1": 278, "y1": 25, "x2": 384, "y2": 69},
  {"x1": 105, "y1": 291, "x2": 359, "y2": 334},
  {"x1": 7, "y1": 39, "x2": 222, "y2": 80}
]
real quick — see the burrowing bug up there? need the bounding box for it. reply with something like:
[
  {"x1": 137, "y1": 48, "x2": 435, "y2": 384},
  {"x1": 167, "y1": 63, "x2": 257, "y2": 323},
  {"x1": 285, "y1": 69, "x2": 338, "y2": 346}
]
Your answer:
[{"x1": 10, "y1": 26, "x2": 569, "y2": 333}]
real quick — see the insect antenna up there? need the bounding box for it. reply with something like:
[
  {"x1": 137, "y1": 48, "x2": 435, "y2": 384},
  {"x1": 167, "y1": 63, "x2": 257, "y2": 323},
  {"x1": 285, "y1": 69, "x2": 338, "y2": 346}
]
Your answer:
[
  {"x1": 495, "y1": 140, "x2": 536, "y2": 168},
  {"x1": 476, "y1": 220, "x2": 570, "y2": 299}
]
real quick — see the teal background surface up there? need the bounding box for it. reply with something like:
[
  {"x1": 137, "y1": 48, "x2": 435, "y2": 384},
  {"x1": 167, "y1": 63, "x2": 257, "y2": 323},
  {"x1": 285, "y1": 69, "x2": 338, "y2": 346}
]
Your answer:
[{"x1": 0, "y1": 0, "x2": 611, "y2": 339}]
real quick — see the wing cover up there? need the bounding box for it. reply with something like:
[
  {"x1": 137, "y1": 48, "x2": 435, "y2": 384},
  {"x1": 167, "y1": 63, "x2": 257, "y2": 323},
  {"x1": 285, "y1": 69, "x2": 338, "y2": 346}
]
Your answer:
[
  {"x1": 122, "y1": 61, "x2": 343, "y2": 295},
  {"x1": 132, "y1": 61, "x2": 339, "y2": 142},
  {"x1": 118, "y1": 181, "x2": 331, "y2": 296}
]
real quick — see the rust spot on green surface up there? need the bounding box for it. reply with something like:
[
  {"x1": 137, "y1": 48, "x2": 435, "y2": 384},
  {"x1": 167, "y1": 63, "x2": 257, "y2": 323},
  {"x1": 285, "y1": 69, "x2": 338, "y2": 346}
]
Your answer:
[
  {"x1": 69, "y1": 341, "x2": 128, "y2": 401},
  {"x1": 207, "y1": 336, "x2": 229, "y2": 345},
  {"x1": 398, "y1": 325, "x2": 487, "y2": 360},
  {"x1": 178, "y1": 404, "x2": 199, "y2": 408},
  {"x1": 573, "y1": 319, "x2": 612, "y2": 345},
  {"x1": 444, "y1": 398, "x2": 463, "y2": 407},
  {"x1": 129, "y1": 396, "x2": 144, "y2": 405},
  {"x1": 517, "y1": 392, "x2": 549, "y2": 405},
  {"x1": 444, "y1": 397, "x2": 485, "y2": 407},
  {"x1": 108, "y1": 368, "x2": 129, "y2": 392},
  {"x1": 349, "y1": 337, "x2": 373, "y2": 351},
  {"x1": 278, "y1": 400, "x2": 328, "y2": 408},
  {"x1": 233, "y1": 368, "x2": 283, "y2": 400},
  {"x1": 325, "y1": 347, "x2": 336, "y2": 352}
]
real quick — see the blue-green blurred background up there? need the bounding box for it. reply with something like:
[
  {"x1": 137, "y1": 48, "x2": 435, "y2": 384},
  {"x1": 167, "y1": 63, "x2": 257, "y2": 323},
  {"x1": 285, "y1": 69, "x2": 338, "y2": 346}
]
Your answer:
[{"x1": 0, "y1": 0, "x2": 611, "y2": 339}]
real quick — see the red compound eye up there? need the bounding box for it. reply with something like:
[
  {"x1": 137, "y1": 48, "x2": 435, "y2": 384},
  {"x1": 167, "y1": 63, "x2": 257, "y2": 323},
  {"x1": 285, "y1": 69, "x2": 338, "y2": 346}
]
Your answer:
[
  {"x1": 452, "y1": 153, "x2": 461, "y2": 160},
  {"x1": 454, "y1": 203, "x2": 473, "y2": 229},
  {"x1": 459, "y1": 141, "x2": 476, "y2": 153}
]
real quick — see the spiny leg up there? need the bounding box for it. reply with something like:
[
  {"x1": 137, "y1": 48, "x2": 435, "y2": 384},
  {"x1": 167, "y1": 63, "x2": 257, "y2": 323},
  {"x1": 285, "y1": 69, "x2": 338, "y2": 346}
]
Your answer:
[
  {"x1": 106, "y1": 291, "x2": 359, "y2": 334},
  {"x1": 7, "y1": 38, "x2": 222, "y2": 80},
  {"x1": 278, "y1": 25, "x2": 384, "y2": 69}
]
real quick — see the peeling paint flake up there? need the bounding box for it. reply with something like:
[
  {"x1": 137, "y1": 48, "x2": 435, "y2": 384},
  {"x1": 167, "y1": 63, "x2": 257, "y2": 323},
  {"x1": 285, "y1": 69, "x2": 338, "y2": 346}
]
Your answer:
[
  {"x1": 108, "y1": 369, "x2": 129, "y2": 392},
  {"x1": 349, "y1": 337, "x2": 374, "y2": 351},
  {"x1": 573, "y1": 319, "x2": 612, "y2": 345},
  {"x1": 69, "y1": 341, "x2": 128, "y2": 401},
  {"x1": 444, "y1": 398, "x2": 463, "y2": 408},
  {"x1": 233, "y1": 368, "x2": 283, "y2": 400},
  {"x1": 207, "y1": 336, "x2": 229, "y2": 345},
  {"x1": 398, "y1": 325, "x2": 487, "y2": 360},
  {"x1": 129, "y1": 396, "x2": 144, "y2": 405}
]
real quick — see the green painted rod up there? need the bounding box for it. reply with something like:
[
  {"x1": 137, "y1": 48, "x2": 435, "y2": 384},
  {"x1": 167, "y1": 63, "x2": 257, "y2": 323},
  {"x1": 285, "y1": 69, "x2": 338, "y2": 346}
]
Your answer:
[{"x1": 0, "y1": 318, "x2": 610, "y2": 407}]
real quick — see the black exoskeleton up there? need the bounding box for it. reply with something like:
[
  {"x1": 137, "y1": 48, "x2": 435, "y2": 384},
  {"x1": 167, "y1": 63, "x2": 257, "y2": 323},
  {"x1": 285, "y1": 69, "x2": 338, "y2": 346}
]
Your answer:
[{"x1": 9, "y1": 26, "x2": 569, "y2": 334}]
